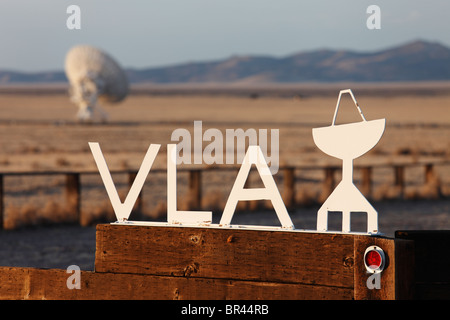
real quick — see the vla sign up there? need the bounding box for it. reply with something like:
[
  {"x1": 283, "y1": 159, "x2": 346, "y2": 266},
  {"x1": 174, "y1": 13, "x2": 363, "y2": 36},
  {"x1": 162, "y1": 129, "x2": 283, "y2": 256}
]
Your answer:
[
  {"x1": 89, "y1": 142, "x2": 294, "y2": 229},
  {"x1": 89, "y1": 89, "x2": 383, "y2": 235}
]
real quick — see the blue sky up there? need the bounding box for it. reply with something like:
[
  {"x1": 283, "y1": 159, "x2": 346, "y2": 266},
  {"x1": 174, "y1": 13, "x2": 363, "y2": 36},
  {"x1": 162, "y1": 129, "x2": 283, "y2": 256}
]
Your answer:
[{"x1": 0, "y1": 0, "x2": 449, "y2": 72}]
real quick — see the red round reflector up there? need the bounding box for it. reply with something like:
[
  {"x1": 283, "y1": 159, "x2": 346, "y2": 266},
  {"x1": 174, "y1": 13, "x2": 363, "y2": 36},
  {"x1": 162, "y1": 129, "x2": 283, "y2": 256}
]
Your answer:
[{"x1": 365, "y1": 250, "x2": 382, "y2": 269}]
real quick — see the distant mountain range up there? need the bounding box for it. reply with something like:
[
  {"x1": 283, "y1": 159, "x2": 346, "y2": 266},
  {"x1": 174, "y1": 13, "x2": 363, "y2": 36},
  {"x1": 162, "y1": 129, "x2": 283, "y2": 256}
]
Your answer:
[{"x1": 1, "y1": 40, "x2": 450, "y2": 84}]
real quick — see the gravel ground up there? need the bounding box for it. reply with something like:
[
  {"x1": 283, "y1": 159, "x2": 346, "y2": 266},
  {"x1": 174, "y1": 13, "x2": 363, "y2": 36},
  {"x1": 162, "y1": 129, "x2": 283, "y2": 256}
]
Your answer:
[
  {"x1": 0, "y1": 224, "x2": 96, "y2": 270},
  {"x1": 0, "y1": 198, "x2": 449, "y2": 271}
]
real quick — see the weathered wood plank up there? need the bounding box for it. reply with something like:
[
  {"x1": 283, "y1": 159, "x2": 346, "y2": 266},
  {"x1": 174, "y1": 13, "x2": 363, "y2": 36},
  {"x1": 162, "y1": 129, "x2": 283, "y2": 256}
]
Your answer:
[
  {"x1": 0, "y1": 227, "x2": 417, "y2": 300},
  {"x1": 0, "y1": 266, "x2": 29, "y2": 299},
  {"x1": 95, "y1": 224, "x2": 356, "y2": 288},
  {"x1": 0, "y1": 267, "x2": 353, "y2": 300}
]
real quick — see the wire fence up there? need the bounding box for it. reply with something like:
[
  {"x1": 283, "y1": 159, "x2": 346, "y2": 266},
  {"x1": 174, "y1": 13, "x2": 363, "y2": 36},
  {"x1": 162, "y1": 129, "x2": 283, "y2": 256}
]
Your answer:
[{"x1": 0, "y1": 159, "x2": 449, "y2": 229}]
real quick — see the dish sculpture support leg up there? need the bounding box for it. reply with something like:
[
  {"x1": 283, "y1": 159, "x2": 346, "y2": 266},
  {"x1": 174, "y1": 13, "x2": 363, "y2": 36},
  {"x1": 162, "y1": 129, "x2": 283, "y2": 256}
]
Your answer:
[{"x1": 316, "y1": 159, "x2": 379, "y2": 234}]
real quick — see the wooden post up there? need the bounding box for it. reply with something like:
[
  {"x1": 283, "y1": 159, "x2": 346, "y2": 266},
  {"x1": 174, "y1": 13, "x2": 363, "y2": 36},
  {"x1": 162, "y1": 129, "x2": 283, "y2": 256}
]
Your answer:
[
  {"x1": 394, "y1": 166, "x2": 405, "y2": 197},
  {"x1": 188, "y1": 170, "x2": 202, "y2": 210},
  {"x1": 128, "y1": 171, "x2": 143, "y2": 219},
  {"x1": 0, "y1": 175, "x2": 3, "y2": 229},
  {"x1": 424, "y1": 163, "x2": 440, "y2": 188},
  {"x1": 424, "y1": 163, "x2": 442, "y2": 198},
  {"x1": 361, "y1": 167, "x2": 372, "y2": 198},
  {"x1": 65, "y1": 173, "x2": 80, "y2": 224},
  {"x1": 320, "y1": 167, "x2": 336, "y2": 201},
  {"x1": 324, "y1": 167, "x2": 335, "y2": 189},
  {"x1": 283, "y1": 167, "x2": 296, "y2": 209},
  {"x1": 425, "y1": 164, "x2": 434, "y2": 184},
  {"x1": 353, "y1": 235, "x2": 414, "y2": 300}
]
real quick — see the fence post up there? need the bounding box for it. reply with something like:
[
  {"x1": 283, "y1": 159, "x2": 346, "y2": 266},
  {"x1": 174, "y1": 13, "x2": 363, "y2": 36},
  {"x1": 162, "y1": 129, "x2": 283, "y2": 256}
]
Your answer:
[
  {"x1": 320, "y1": 167, "x2": 336, "y2": 201},
  {"x1": 0, "y1": 175, "x2": 3, "y2": 229},
  {"x1": 425, "y1": 164, "x2": 435, "y2": 184},
  {"x1": 394, "y1": 166, "x2": 405, "y2": 197},
  {"x1": 65, "y1": 173, "x2": 80, "y2": 224},
  {"x1": 128, "y1": 171, "x2": 143, "y2": 219},
  {"x1": 424, "y1": 163, "x2": 442, "y2": 198},
  {"x1": 283, "y1": 167, "x2": 296, "y2": 209},
  {"x1": 188, "y1": 170, "x2": 202, "y2": 210}
]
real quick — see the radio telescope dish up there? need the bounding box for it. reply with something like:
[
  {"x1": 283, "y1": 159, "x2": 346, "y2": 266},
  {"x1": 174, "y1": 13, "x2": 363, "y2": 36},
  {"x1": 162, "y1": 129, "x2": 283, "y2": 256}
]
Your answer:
[
  {"x1": 312, "y1": 89, "x2": 385, "y2": 234},
  {"x1": 64, "y1": 45, "x2": 129, "y2": 122}
]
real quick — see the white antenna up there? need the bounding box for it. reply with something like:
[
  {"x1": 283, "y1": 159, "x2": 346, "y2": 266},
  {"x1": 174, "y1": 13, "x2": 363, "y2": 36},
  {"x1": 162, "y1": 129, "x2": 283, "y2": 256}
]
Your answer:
[
  {"x1": 312, "y1": 89, "x2": 385, "y2": 234},
  {"x1": 64, "y1": 45, "x2": 129, "y2": 122}
]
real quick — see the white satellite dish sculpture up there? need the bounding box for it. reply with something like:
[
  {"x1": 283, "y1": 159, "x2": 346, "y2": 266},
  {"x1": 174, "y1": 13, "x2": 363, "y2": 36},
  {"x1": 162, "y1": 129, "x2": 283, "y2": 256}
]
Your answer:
[
  {"x1": 312, "y1": 89, "x2": 385, "y2": 234},
  {"x1": 64, "y1": 45, "x2": 129, "y2": 122}
]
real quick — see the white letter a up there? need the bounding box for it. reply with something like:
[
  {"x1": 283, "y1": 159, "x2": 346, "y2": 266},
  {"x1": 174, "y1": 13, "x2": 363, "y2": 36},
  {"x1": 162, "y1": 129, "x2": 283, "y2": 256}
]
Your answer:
[{"x1": 220, "y1": 145, "x2": 294, "y2": 229}]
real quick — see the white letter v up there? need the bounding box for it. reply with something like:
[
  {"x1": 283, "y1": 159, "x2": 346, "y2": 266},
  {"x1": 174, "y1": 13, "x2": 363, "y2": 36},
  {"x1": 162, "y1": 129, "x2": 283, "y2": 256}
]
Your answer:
[{"x1": 89, "y1": 142, "x2": 160, "y2": 222}]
